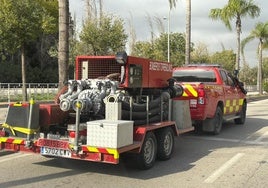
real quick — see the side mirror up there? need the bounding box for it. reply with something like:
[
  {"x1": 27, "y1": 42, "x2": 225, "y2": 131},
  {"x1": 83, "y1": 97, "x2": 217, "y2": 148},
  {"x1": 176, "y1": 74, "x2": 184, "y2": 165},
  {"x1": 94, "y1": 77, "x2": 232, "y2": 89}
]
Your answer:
[{"x1": 233, "y1": 69, "x2": 239, "y2": 77}]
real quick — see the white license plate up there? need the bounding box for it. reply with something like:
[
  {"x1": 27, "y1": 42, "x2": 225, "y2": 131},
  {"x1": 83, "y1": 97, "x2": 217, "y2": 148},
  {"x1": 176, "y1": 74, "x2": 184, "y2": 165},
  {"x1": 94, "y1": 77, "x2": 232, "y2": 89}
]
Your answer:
[{"x1": 41, "y1": 147, "x2": 71, "y2": 158}]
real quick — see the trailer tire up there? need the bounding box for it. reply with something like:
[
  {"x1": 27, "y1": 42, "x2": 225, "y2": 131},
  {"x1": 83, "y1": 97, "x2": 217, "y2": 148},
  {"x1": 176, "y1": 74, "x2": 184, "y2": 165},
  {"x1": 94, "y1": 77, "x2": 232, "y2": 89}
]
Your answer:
[
  {"x1": 137, "y1": 131, "x2": 157, "y2": 170},
  {"x1": 156, "y1": 127, "x2": 174, "y2": 160}
]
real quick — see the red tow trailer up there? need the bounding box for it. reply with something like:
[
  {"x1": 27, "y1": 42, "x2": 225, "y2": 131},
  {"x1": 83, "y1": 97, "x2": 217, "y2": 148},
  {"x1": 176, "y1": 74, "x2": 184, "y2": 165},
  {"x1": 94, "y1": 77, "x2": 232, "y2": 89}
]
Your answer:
[{"x1": 0, "y1": 52, "x2": 193, "y2": 169}]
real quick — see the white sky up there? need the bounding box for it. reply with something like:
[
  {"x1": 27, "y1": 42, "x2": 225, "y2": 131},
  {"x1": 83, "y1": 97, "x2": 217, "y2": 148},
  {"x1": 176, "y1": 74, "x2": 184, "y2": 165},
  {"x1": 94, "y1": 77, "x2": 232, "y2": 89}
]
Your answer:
[{"x1": 69, "y1": 0, "x2": 267, "y2": 68}]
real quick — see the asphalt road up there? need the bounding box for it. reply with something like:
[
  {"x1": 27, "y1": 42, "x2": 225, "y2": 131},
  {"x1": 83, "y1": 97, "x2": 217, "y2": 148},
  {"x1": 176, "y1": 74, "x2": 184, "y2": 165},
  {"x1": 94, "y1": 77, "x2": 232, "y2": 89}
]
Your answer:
[{"x1": 0, "y1": 99, "x2": 268, "y2": 188}]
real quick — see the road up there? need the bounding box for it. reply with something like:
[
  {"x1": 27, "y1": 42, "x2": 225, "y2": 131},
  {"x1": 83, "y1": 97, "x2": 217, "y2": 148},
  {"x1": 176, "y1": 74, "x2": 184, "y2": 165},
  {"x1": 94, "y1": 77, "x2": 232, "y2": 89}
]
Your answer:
[{"x1": 0, "y1": 99, "x2": 268, "y2": 188}]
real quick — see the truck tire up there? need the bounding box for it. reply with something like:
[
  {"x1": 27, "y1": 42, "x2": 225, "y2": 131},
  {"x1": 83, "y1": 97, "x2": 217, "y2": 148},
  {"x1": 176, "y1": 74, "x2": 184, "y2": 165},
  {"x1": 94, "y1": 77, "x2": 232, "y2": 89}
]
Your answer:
[
  {"x1": 234, "y1": 102, "x2": 246, "y2": 125},
  {"x1": 194, "y1": 122, "x2": 203, "y2": 135},
  {"x1": 137, "y1": 131, "x2": 157, "y2": 170},
  {"x1": 156, "y1": 127, "x2": 174, "y2": 160},
  {"x1": 202, "y1": 106, "x2": 223, "y2": 134},
  {"x1": 213, "y1": 106, "x2": 223, "y2": 135}
]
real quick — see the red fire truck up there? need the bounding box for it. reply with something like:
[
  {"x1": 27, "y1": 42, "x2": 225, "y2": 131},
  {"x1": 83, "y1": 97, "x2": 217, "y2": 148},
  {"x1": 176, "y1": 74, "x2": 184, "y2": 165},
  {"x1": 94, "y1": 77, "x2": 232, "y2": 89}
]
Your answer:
[{"x1": 0, "y1": 52, "x2": 193, "y2": 169}]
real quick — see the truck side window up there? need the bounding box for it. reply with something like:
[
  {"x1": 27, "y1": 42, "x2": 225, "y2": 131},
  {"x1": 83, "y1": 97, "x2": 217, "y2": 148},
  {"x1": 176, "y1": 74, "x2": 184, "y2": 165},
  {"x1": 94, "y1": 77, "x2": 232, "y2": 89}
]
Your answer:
[
  {"x1": 220, "y1": 70, "x2": 228, "y2": 85},
  {"x1": 227, "y1": 75, "x2": 234, "y2": 86},
  {"x1": 220, "y1": 70, "x2": 234, "y2": 86}
]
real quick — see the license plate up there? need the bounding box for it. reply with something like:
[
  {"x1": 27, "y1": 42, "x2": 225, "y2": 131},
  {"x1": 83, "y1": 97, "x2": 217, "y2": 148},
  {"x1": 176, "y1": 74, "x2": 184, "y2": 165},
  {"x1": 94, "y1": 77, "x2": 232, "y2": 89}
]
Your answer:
[{"x1": 41, "y1": 147, "x2": 71, "y2": 158}]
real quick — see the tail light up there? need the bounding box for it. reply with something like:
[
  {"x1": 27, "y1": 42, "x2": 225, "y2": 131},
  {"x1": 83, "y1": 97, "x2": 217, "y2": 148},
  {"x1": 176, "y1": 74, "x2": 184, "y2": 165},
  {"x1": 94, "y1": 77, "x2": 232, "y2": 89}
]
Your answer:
[
  {"x1": 197, "y1": 84, "x2": 205, "y2": 104},
  {"x1": 69, "y1": 131, "x2": 76, "y2": 143}
]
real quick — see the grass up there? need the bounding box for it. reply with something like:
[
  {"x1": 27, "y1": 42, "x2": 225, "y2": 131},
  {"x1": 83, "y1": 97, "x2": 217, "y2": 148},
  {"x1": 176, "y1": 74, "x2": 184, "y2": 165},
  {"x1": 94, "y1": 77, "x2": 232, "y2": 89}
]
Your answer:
[{"x1": 0, "y1": 93, "x2": 56, "y2": 103}]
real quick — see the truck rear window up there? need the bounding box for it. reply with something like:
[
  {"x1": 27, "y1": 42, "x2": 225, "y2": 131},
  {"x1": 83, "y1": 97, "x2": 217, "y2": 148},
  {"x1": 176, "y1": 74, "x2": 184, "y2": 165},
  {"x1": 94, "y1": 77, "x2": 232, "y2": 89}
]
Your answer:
[{"x1": 173, "y1": 69, "x2": 216, "y2": 82}]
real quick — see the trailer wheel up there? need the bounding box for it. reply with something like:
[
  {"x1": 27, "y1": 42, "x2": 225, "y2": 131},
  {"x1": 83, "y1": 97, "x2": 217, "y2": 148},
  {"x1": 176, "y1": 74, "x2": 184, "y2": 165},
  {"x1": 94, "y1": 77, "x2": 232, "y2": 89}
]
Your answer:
[
  {"x1": 234, "y1": 102, "x2": 246, "y2": 125},
  {"x1": 213, "y1": 106, "x2": 223, "y2": 135},
  {"x1": 137, "y1": 131, "x2": 157, "y2": 170},
  {"x1": 156, "y1": 127, "x2": 174, "y2": 160}
]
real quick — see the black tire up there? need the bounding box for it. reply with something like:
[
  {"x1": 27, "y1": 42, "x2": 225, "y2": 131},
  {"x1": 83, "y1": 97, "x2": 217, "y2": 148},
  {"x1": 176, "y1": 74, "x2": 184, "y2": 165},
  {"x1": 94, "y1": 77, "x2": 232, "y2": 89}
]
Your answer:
[
  {"x1": 136, "y1": 131, "x2": 157, "y2": 170},
  {"x1": 212, "y1": 106, "x2": 223, "y2": 135},
  {"x1": 156, "y1": 127, "x2": 174, "y2": 160},
  {"x1": 234, "y1": 102, "x2": 246, "y2": 125},
  {"x1": 194, "y1": 122, "x2": 203, "y2": 135}
]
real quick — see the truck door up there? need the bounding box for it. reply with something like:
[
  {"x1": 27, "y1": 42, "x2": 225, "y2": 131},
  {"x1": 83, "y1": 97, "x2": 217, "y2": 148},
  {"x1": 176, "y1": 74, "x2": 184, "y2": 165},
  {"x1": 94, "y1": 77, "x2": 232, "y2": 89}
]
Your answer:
[{"x1": 220, "y1": 70, "x2": 240, "y2": 115}]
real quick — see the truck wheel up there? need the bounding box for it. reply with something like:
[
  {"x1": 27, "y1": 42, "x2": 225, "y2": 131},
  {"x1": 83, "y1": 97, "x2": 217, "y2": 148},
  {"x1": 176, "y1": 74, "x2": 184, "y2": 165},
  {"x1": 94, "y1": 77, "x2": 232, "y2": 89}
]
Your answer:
[
  {"x1": 213, "y1": 106, "x2": 223, "y2": 135},
  {"x1": 156, "y1": 127, "x2": 174, "y2": 160},
  {"x1": 137, "y1": 131, "x2": 157, "y2": 170},
  {"x1": 194, "y1": 122, "x2": 203, "y2": 135},
  {"x1": 234, "y1": 102, "x2": 246, "y2": 125}
]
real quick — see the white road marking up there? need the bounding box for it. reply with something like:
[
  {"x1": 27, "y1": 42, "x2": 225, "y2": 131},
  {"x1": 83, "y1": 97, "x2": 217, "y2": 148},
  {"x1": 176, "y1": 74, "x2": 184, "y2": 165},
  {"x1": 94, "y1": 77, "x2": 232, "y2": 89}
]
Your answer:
[
  {"x1": 0, "y1": 153, "x2": 32, "y2": 163},
  {"x1": 186, "y1": 136, "x2": 268, "y2": 145},
  {"x1": 254, "y1": 131, "x2": 268, "y2": 142},
  {"x1": 204, "y1": 153, "x2": 245, "y2": 183}
]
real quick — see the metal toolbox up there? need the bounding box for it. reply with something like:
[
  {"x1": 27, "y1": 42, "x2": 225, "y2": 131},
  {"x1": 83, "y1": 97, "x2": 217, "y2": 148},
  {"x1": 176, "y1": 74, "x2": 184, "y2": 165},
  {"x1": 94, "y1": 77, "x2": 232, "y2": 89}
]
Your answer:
[{"x1": 87, "y1": 120, "x2": 133, "y2": 148}]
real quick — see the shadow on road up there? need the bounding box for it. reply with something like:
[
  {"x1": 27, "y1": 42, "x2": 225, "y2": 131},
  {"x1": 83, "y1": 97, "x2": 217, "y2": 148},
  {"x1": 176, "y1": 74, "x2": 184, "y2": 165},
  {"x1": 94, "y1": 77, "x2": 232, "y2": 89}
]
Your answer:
[
  {"x1": 0, "y1": 99, "x2": 267, "y2": 187},
  {"x1": 30, "y1": 118, "x2": 268, "y2": 179}
]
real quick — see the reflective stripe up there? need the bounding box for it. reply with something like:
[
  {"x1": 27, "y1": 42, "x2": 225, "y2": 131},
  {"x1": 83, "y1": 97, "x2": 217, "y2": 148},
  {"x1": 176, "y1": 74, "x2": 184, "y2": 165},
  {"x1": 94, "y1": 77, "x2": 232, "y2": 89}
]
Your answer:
[
  {"x1": 182, "y1": 84, "x2": 198, "y2": 97},
  {"x1": 0, "y1": 137, "x2": 24, "y2": 144},
  {"x1": 224, "y1": 99, "x2": 243, "y2": 114},
  {"x1": 85, "y1": 146, "x2": 119, "y2": 159}
]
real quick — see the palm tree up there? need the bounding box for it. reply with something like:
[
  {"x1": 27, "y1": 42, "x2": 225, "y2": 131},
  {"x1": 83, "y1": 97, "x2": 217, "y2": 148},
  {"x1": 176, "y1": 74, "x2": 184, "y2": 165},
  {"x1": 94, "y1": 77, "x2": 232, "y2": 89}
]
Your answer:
[
  {"x1": 185, "y1": 0, "x2": 191, "y2": 65},
  {"x1": 209, "y1": 0, "x2": 260, "y2": 73},
  {"x1": 167, "y1": 0, "x2": 177, "y2": 63},
  {"x1": 58, "y1": 0, "x2": 69, "y2": 90},
  {"x1": 168, "y1": 0, "x2": 191, "y2": 65},
  {"x1": 168, "y1": 0, "x2": 177, "y2": 9},
  {"x1": 241, "y1": 22, "x2": 268, "y2": 95}
]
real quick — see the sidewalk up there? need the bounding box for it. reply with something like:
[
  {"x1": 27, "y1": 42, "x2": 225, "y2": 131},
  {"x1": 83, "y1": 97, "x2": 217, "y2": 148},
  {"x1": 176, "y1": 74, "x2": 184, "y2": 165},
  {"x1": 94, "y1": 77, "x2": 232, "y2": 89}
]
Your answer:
[{"x1": 0, "y1": 100, "x2": 54, "y2": 108}]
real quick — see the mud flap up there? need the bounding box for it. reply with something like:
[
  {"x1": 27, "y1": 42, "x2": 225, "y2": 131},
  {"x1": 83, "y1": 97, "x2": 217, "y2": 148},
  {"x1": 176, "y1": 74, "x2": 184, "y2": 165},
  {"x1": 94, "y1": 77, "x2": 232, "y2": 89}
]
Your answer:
[{"x1": 171, "y1": 100, "x2": 192, "y2": 130}]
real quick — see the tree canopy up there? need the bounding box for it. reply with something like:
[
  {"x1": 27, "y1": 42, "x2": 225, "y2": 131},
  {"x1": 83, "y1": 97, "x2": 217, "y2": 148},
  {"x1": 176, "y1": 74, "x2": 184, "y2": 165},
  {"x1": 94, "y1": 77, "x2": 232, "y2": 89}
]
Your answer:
[
  {"x1": 209, "y1": 0, "x2": 260, "y2": 71},
  {"x1": 241, "y1": 21, "x2": 268, "y2": 94},
  {"x1": 79, "y1": 14, "x2": 128, "y2": 55},
  {"x1": 132, "y1": 32, "x2": 189, "y2": 67},
  {"x1": 0, "y1": 0, "x2": 59, "y2": 100}
]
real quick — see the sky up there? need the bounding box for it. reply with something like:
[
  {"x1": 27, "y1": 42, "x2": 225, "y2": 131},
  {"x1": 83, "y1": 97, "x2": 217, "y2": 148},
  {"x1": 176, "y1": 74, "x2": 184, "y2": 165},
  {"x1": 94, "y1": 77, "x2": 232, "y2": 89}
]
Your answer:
[{"x1": 69, "y1": 0, "x2": 267, "y2": 68}]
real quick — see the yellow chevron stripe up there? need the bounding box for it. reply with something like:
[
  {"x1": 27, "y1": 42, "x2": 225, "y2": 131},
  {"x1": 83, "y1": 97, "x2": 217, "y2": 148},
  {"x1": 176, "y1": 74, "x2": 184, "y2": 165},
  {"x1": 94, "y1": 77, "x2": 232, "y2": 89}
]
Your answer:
[
  {"x1": 87, "y1": 146, "x2": 99, "y2": 153},
  {"x1": 13, "y1": 139, "x2": 24, "y2": 144},
  {"x1": 182, "y1": 92, "x2": 189, "y2": 97},
  {"x1": 183, "y1": 84, "x2": 198, "y2": 97},
  {"x1": 106, "y1": 148, "x2": 119, "y2": 159},
  {"x1": 86, "y1": 146, "x2": 119, "y2": 159},
  {"x1": 0, "y1": 137, "x2": 8, "y2": 143},
  {"x1": 0, "y1": 137, "x2": 24, "y2": 144}
]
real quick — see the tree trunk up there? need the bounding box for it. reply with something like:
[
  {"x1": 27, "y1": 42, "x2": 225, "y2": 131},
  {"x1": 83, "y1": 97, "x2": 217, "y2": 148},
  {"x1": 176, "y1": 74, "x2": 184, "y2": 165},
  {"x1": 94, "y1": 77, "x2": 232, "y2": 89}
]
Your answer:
[
  {"x1": 236, "y1": 18, "x2": 241, "y2": 73},
  {"x1": 21, "y1": 45, "x2": 27, "y2": 102},
  {"x1": 185, "y1": 0, "x2": 191, "y2": 65},
  {"x1": 257, "y1": 41, "x2": 263, "y2": 95},
  {"x1": 58, "y1": 0, "x2": 69, "y2": 90}
]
